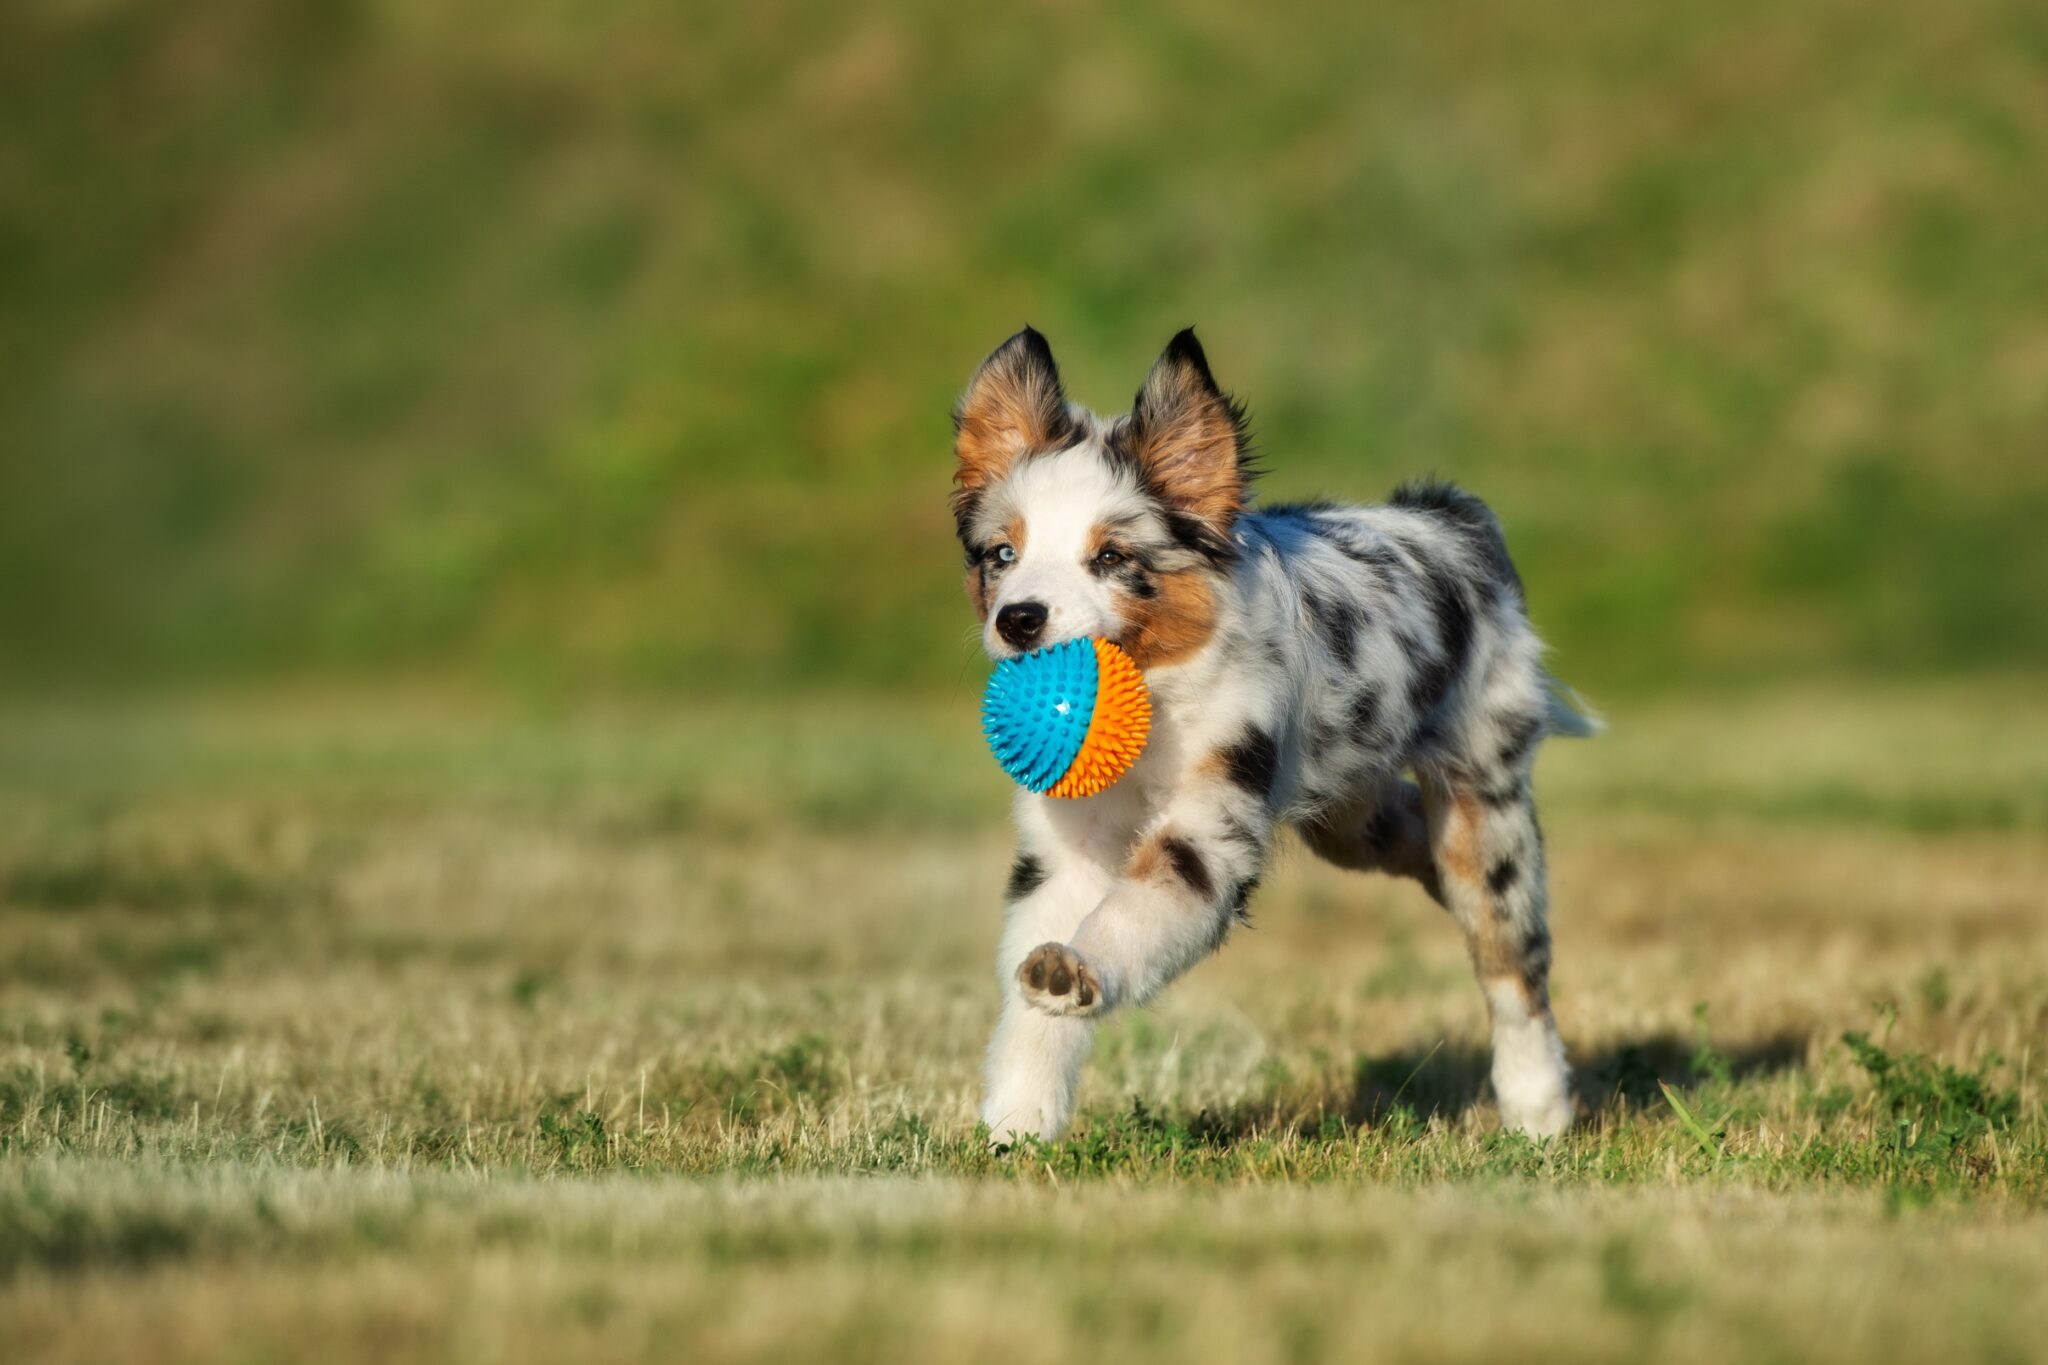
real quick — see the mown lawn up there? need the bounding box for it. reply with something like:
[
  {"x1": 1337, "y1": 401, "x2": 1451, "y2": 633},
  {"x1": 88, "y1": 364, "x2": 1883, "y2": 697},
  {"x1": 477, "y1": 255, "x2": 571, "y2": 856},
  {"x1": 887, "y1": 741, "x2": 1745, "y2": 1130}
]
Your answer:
[{"x1": 2, "y1": 683, "x2": 2045, "y2": 1362}]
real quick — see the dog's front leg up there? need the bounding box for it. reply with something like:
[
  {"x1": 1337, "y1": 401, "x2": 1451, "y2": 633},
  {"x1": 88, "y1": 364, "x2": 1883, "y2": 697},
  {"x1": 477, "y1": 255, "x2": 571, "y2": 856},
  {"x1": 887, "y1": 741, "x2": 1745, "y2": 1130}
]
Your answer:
[
  {"x1": 980, "y1": 843, "x2": 1115, "y2": 1145},
  {"x1": 1018, "y1": 752, "x2": 1274, "y2": 1017}
]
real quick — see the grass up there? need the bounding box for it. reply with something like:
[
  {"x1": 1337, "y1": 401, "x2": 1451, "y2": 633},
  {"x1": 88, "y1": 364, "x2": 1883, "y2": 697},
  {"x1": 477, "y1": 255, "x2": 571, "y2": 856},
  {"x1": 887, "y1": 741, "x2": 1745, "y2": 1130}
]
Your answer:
[
  {"x1": 9, "y1": 2, "x2": 2047, "y2": 1353},
  {"x1": 2, "y1": 682, "x2": 2046, "y2": 1361}
]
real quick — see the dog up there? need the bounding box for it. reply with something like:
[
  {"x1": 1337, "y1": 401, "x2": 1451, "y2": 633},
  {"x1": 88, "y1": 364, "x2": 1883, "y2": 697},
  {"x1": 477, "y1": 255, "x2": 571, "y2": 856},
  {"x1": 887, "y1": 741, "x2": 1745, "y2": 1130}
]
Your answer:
[{"x1": 953, "y1": 326, "x2": 1600, "y2": 1144}]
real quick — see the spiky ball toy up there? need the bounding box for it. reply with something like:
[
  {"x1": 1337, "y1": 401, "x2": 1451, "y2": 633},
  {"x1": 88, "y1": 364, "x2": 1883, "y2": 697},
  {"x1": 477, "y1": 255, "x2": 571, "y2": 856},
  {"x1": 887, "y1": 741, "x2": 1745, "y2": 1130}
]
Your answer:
[{"x1": 981, "y1": 638, "x2": 1152, "y2": 798}]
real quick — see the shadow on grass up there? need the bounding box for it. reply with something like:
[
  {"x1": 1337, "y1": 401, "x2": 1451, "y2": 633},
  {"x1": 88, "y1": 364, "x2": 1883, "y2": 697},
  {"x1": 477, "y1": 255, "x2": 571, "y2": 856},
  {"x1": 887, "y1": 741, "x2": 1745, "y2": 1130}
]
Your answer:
[
  {"x1": 1133, "y1": 1031, "x2": 1810, "y2": 1148},
  {"x1": 1347, "y1": 1031, "x2": 1809, "y2": 1126}
]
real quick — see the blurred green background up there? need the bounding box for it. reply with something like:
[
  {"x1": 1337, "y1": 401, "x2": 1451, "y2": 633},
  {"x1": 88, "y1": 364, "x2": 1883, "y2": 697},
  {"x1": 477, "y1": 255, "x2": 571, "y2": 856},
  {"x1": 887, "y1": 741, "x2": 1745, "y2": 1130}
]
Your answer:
[{"x1": 4, "y1": 0, "x2": 2046, "y2": 699}]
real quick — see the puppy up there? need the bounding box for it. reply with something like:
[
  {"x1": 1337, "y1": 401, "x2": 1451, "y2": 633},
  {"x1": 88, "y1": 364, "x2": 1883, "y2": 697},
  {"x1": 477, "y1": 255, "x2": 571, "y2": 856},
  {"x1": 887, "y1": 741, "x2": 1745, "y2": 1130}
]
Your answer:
[{"x1": 954, "y1": 327, "x2": 1598, "y2": 1144}]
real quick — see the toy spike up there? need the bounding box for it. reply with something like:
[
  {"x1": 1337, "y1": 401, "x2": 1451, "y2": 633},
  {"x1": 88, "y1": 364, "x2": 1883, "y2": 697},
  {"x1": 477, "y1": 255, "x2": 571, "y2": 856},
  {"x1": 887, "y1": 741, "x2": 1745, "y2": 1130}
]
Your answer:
[{"x1": 1046, "y1": 640, "x2": 1152, "y2": 797}]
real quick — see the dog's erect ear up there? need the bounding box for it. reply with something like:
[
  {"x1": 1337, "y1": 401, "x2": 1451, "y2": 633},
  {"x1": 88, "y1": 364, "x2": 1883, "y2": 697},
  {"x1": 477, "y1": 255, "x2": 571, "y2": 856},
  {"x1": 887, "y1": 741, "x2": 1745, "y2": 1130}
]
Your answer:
[
  {"x1": 1121, "y1": 328, "x2": 1252, "y2": 540},
  {"x1": 953, "y1": 328, "x2": 1077, "y2": 509}
]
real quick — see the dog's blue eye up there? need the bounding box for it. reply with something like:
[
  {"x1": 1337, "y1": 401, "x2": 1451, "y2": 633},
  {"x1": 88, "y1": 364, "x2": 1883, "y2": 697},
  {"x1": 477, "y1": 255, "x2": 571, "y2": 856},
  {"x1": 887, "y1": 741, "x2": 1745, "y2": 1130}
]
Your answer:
[{"x1": 993, "y1": 545, "x2": 1016, "y2": 565}]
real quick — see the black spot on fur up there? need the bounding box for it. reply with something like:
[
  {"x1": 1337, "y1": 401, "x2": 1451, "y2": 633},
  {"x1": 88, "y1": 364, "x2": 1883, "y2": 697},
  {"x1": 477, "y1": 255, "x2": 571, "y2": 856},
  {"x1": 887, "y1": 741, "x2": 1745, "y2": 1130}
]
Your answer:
[
  {"x1": 1486, "y1": 856, "x2": 1520, "y2": 899},
  {"x1": 1388, "y1": 479, "x2": 1493, "y2": 530},
  {"x1": 1217, "y1": 813, "x2": 1262, "y2": 855},
  {"x1": 1389, "y1": 478, "x2": 1524, "y2": 600},
  {"x1": 1158, "y1": 508, "x2": 1238, "y2": 565},
  {"x1": 1496, "y1": 712, "x2": 1544, "y2": 771},
  {"x1": 1303, "y1": 590, "x2": 1362, "y2": 666},
  {"x1": 1479, "y1": 778, "x2": 1525, "y2": 810},
  {"x1": 1160, "y1": 837, "x2": 1213, "y2": 901},
  {"x1": 1227, "y1": 876, "x2": 1260, "y2": 923},
  {"x1": 953, "y1": 494, "x2": 984, "y2": 549},
  {"x1": 1301, "y1": 514, "x2": 1402, "y2": 576},
  {"x1": 1348, "y1": 687, "x2": 1382, "y2": 740},
  {"x1": 1360, "y1": 805, "x2": 1396, "y2": 853},
  {"x1": 1217, "y1": 727, "x2": 1278, "y2": 800},
  {"x1": 1518, "y1": 924, "x2": 1553, "y2": 1000},
  {"x1": 1329, "y1": 535, "x2": 1403, "y2": 574},
  {"x1": 1400, "y1": 544, "x2": 1475, "y2": 722},
  {"x1": 1005, "y1": 854, "x2": 1048, "y2": 903}
]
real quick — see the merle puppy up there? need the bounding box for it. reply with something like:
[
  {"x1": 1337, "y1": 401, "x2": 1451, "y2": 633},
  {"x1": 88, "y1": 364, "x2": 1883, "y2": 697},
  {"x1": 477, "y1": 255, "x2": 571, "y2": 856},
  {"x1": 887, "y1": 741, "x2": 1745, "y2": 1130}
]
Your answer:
[{"x1": 953, "y1": 327, "x2": 1598, "y2": 1143}]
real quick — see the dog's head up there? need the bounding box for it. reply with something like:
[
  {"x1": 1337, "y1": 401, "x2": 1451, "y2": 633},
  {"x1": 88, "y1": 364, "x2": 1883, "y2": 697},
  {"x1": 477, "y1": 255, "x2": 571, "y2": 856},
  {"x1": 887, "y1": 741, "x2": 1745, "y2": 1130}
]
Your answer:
[{"x1": 951, "y1": 327, "x2": 1255, "y2": 668}]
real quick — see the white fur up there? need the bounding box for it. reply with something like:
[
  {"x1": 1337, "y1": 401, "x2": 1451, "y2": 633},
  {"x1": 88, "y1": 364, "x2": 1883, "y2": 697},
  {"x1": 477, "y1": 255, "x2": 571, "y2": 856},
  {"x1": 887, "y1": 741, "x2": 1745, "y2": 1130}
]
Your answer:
[{"x1": 977, "y1": 445, "x2": 1151, "y2": 659}]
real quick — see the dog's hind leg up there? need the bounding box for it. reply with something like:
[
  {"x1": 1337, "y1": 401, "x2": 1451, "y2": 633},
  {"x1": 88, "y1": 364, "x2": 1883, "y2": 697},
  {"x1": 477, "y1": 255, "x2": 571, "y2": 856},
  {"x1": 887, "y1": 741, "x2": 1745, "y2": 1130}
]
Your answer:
[{"x1": 1417, "y1": 767, "x2": 1573, "y2": 1137}]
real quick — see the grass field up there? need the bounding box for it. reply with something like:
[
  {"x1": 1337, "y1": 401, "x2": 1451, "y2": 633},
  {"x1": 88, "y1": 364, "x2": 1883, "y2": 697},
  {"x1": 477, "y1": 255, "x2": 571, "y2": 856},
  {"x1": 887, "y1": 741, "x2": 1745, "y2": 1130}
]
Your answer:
[
  {"x1": 8, "y1": 1, "x2": 2047, "y2": 1358},
  {"x1": 3, "y1": 683, "x2": 2045, "y2": 1362}
]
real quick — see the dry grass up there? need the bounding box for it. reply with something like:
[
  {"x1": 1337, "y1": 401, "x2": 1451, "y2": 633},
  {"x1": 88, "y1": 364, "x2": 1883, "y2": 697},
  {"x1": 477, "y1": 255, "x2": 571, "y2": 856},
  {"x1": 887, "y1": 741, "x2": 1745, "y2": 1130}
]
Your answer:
[{"x1": 2, "y1": 682, "x2": 2046, "y2": 1361}]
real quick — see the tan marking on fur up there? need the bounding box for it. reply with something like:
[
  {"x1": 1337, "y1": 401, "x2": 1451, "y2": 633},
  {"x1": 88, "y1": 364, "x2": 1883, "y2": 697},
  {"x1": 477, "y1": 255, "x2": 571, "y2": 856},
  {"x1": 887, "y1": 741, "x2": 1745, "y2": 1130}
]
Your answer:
[
  {"x1": 1435, "y1": 787, "x2": 1485, "y2": 885},
  {"x1": 1121, "y1": 569, "x2": 1218, "y2": 669},
  {"x1": 1084, "y1": 521, "x2": 1126, "y2": 562},
  {"x1": 1466, "y1": 915, "x2": 1551, "y2": 1015},
  {"x1": 1004, "y1": 515, "x2": 1027, "y2": 554},
  {"x1": 1124, "y1": 359, "x2": 1245, "y2": 530},
  {"x1": 1487, "y1": 963, "x2": 1552, "y2": 1017},
  {"x1": 1126, "y1": 835, "x2": 1168, "y2": 884},
  {"x1": 964, "y1": 565, "x2": 990, "y2": 622},
  {"x1": 1468, "y1": 925, "x2": 1519, "y2": 985},
  {"x1": 1431, "y1": 783, "x2": 1549, "y2": 1014},
  {"x1": 1125, "y1": 831, "x2": 1208, "y2": 900},
  {"x1": 1488, "y1": 952, "x2": 1549, "y2": 1015}
]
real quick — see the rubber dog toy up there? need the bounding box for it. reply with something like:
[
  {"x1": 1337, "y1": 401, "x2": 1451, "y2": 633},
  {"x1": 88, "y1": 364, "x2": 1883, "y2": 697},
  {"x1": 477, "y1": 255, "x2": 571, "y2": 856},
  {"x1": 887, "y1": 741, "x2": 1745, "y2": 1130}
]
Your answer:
[{"x1": 981, "y1": 638, "x2": 1151, "y2": 798}]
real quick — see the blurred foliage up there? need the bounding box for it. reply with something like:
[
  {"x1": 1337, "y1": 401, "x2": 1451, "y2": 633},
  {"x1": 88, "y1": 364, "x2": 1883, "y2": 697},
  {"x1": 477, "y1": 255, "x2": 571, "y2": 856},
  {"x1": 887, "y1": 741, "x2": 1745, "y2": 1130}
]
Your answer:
[{"x1": 2, "y1": 0, "x2": 2046, "y2": 696}]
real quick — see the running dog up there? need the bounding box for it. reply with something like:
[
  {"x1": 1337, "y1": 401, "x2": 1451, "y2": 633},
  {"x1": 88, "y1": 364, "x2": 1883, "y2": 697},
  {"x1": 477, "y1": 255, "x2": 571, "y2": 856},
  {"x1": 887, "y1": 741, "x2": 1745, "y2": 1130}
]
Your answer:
[{"x1": 953, "y1": 327, "x2": 1598, "y2": 1143}]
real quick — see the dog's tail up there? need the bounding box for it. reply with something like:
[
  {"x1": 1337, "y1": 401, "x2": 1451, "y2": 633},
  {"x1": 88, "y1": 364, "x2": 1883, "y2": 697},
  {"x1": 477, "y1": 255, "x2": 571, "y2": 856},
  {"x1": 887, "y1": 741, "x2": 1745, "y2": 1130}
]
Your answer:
[{"x1": 1542, "y1": 674, "x2": 1605, "y2": 739}]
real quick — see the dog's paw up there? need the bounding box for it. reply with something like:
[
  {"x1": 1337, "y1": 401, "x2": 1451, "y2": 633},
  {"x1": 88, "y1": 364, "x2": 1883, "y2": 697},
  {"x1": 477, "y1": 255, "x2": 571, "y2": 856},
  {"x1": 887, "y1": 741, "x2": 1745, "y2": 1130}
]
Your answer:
[
  {"x1": 1492, "y1": 1013, "x2": 1575, "y2": 1139},
  {"x1": 980, "y1": 1107, "x2": 1050, "y2": 1150},
  {"x1": 1500, "y1": 1088, "x2": 1575, "y2": 1140},
  {"x1": 1017, "y1": 942, "x2": 1103, "y2": 1017}
]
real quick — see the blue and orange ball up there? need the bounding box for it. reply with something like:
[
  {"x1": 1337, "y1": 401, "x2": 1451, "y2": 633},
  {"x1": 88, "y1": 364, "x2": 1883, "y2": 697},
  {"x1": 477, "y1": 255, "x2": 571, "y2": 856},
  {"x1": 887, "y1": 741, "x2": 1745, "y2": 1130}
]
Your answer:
[{"x1": 981, "y1": 638, "x2": 1152, "y2": 798}]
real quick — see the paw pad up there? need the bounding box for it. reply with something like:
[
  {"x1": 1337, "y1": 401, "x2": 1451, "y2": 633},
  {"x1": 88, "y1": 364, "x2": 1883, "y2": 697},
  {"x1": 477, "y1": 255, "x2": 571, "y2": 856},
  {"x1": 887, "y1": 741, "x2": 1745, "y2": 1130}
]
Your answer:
[{"x1": 1018, "y1": 943, "x2": 1100, "y2": 1013}]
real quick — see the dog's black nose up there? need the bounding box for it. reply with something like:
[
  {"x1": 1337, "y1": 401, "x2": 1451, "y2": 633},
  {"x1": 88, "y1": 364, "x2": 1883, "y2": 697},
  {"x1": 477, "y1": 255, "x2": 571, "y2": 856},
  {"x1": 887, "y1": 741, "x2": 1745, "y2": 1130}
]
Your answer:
[{"x1": 996, "y1": 601, "x2": 1049, "y2": 650}]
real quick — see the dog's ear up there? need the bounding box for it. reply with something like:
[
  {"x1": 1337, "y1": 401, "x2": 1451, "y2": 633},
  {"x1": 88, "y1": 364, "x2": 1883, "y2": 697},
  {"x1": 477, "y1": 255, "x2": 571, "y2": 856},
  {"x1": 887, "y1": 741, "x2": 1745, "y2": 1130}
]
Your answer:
[
  {"x1": 1121, "y1": 328, "x2": 1252, "y2": 543},
  {"x1": 953, "y1": 328, "x2": 1077, "y2": 510}
]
